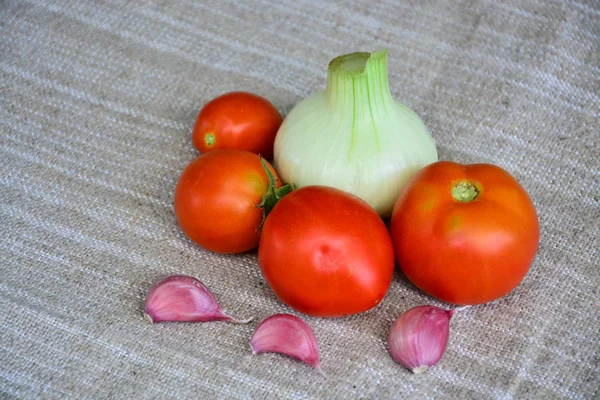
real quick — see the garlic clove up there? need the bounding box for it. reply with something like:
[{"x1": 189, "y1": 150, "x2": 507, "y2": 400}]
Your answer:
[
  {"x1": 143, "y1": 275, "x2": 252, "y2": 324},
  {"x1": 388, "y1": 305, "x2": 454, "y2": 374},
  {"x1": 250, "y1": 314, "x2": 324, "y2": 374}
]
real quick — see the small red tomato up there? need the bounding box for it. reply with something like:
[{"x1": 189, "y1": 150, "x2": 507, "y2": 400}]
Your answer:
[
  {"x1": 391, "y1": 161, "x2": 540, "y2": 305},
  {"x1": 258, "y1": 186, "x2": 395, "y2": 317},
  {"x1": 174, "y1": 149, "x2": 282, "y2": 254},
  {"x1": 192, "y1": 92, "x2": 282, "y2": 159}
]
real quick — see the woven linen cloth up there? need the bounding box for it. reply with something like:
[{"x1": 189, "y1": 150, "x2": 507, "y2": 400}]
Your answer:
[{"x1": 1, "y1": 0, "x2": 598, "y2": 398}]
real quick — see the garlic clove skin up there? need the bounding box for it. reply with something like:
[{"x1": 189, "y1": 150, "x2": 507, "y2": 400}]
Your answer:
[
  {"x1": 143, "y1": 275, "x2": 252, "y2": 324},
  {"x1": 250, "y1": 314, "x2": 323, "y2": 374},
  {"x1": 388, "y1": 305, "x2": 453, "y2": 374}
]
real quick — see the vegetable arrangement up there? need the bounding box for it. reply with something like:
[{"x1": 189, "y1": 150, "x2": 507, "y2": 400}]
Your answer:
[{"x1": 145, "y1": 50, "x2": 540, "y2": 375}]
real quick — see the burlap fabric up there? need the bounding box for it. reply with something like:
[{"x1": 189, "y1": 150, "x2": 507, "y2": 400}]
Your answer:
[{"x1": 1, "y1": 0, "x2": 598, "y2": 398}]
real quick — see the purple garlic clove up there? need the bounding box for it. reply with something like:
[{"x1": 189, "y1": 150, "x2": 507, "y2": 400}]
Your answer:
[
  {"x1": 143, "y1": 275, "x2": 252, "y2": 324},
  {"x1": 388, "y1": 305, "x2": 454, "y2": 374},
  {"x1": 250, "y1": 314, "x2": 324, "y2": 375}
]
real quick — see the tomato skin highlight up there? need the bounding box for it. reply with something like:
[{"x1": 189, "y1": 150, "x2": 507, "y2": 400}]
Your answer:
[
  {"x1": 391, "y1": 161, "x2": 540, "y2": 305},
  {"x1": 192, "y1": 91, "x2": 282, "y2": 159},
  {"x1": 258, "y1": 186, "x2": 395, "y2": 317},
  {"x1": 174, "y1": 149, "x2": 281, "y2": 254}
]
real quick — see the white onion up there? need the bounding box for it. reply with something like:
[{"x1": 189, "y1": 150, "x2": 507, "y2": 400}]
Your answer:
[{"x1": 274, "y1": 50, "x2": 438, "y2": 216}]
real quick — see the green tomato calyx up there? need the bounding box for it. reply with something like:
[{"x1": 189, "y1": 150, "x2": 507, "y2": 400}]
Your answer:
[
  {"x1": 204, "y1": 133, "x2": 216, "y2": 146},
  {"x1": 257, "y1": 157, "x2": 293, "y2": 230},
  {"x1": 452, "y1": 181, "x2": 480, "y2": 203}
]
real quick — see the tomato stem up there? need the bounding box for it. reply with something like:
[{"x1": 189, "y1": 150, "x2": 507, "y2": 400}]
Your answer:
[
  {"x1": 257, "y1": 157, "x2": 293, "y2": 229},
  {"x1": 451, "y1": 182, "x2": 479, "y2": 202}
]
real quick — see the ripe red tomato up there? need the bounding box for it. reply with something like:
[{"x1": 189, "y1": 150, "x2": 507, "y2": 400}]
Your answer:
[
  {"x1": 258, "y1": 186, "x2": 395, "y2": 317},
  {"x1": 391, "y1": 161, "x2": 540, "y2": 305},
  {"x1": 174, "y1": 149, "x2": 281, "y2": 254},
  {"x1": 192, "y1": 92, "x2": 282, "y2": 159}
]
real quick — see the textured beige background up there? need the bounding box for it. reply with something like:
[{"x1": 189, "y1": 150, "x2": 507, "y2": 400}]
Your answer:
[{"x1": 1, "y1": 0, "x2": 599, "y2": 398}]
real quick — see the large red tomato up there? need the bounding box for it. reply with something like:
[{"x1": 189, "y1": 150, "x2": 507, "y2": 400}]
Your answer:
[
  {"x1": 391, "y1": 161, "x2": 540, "y2": 305},
  {"x1": 174, "y1": 149, "x2": 282, "y2": 254},
  {"x1": 192, "y1": 92, "x2": 282, "y2": 159},
  {"x1": 258, "y1": 186, "x2": 395, "y2": 317}
]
